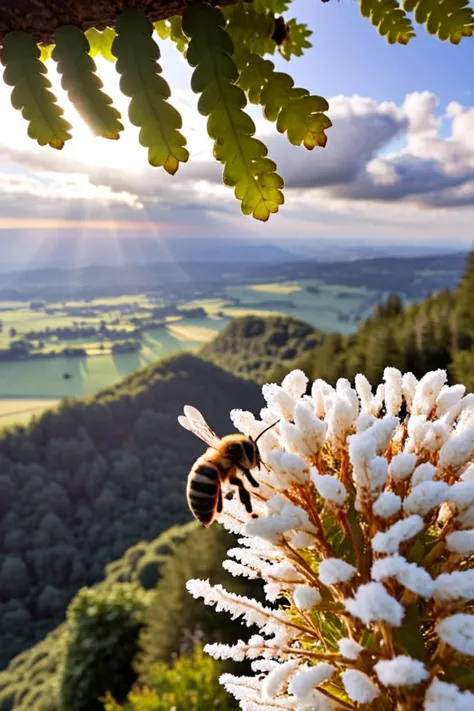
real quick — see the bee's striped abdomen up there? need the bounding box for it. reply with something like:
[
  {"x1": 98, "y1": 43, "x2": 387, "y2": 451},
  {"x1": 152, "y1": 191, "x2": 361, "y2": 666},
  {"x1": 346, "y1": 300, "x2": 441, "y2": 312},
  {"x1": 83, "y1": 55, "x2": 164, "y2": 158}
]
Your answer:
[{"x1": 187, "y1": 461, "x2": 220, "y2": 527}]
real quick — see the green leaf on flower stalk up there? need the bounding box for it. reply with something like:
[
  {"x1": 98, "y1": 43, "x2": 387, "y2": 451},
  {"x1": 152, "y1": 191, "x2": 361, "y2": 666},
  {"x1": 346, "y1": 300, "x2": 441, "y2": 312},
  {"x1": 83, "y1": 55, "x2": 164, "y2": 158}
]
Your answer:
[
  {"x1": 445, "y1": 667, "x2": 474, "y2": 689},
  {"x1": 1, "y1": 31, "x2": 72, "y2": 149},
  {"x1": 315, "y1": 611, "x2": 347, "y2": 650},
  {"x1": 393, "y1": 604, "x2": 427, "y2": 661},
  {"x1": 53, "y1": 26, "x2": 123, "y2": 140},
  {"x1": 406, "y1": 538, "x2": 425, "y2": 564},
  {"x1": 112, "y1": 10, "x2": 189, "y2": 174},
  {"x1": 182, "y1": 2, "x2": 284, "y2": 221},
  {"x1": 321, "y1": 513, "x2": 355, "y2": 564}
]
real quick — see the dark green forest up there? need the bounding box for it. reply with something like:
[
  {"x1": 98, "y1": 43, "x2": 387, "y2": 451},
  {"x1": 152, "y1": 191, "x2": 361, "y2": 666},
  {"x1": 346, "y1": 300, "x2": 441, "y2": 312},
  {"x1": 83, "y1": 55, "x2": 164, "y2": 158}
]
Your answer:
[
  {"x1": 201, "y1": 314, "x2": 322, "y2": 383},
  {"x1": 0, "y1": 250, "x2": 473, "y2": 710},
  {"x1": 0, "y1": 522, "x2": 253, "y2": 711},
  {"x1": 0, "y1": 354, "x2": 262, "y2": 666}
]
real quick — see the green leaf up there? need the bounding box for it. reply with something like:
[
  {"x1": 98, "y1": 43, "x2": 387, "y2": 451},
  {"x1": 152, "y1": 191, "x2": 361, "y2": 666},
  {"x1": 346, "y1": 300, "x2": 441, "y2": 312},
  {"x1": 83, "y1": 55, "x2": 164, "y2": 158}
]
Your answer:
[
  {"x1": 406, "y1": 538, "x2": 425, "y2": 564},
  {"x1": 445, "y1": 667, "x2": 474, "y2": 689},
  {"x1": 409, "y1": 0, "x2": 474, "y2": 42},
  {"x1": 154, "y1": 21, "x2": 171, "y2": 40},
  {"x1": 238, "y1": 53, "x2": 331, "y2": 150},
  {"x1": 38, "y1": 44, "x2": 53, "y2": 62},
  {"x1": 278, "y1": 19, "x2": 312, "y2": 60},
  {"x1": 112, "y1": 10, "x2": 189, "y2": 174},
  {"x1": 358, "y1": 0, "x2": 416, "y2": 43},
  {"x1": 223, "y1": 3, "x2": 276, "y2": 67},
  {"x1": 1, "y1": 31, "x2": 72, "y2": 149},
  {"x1": 393, "y1": 604, "x2": 427, "y2": 661},
  {"x1": 182, "y1": 2, "x2": 284, "y2": 222},
  {"x1": 169, "y1": 17, "x2": 189, "y2": 53},
  {"x1": 53, "y1": 26, "x2": 123, "y2": 140},
  {"x1": 85, "y1": 27, "x2": 117, "y2": 61}
]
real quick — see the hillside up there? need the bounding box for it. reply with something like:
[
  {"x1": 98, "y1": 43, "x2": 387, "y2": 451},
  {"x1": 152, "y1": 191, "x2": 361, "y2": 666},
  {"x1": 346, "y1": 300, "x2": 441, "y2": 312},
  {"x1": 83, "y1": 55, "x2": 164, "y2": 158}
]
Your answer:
[
  {"x1": 200, "y1": 315, "x2": 322, "y2": 383},
  {"x1": 201, "y1": 252, "x2": 474, "y2": 393},
  {"x1": 0, "y1": 522, "x2": 252, "y2": 711},
  {"x1": 0, "y1": 353, "x2": 263, "y2": 668},
  {"x1": 292, "y1": 290, "x2": 458, "y2": 385}
]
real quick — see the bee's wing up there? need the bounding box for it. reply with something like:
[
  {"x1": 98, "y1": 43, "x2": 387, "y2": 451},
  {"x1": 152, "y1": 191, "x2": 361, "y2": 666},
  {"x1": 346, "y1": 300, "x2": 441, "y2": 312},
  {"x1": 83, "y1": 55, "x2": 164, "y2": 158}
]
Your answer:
[{"x1": 178, "y1": 405, "x2": 221, "y2": 449}]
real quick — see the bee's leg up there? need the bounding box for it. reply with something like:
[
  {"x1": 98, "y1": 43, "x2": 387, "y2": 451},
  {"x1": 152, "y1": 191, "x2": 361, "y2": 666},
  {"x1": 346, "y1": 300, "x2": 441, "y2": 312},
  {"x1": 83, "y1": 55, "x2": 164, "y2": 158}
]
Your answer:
[
  {"x1": 230, "y1": 476, "x2": 253, "y2": 513},
  {"x1": 217, "y1": 486, "x2": 223, "y2": 513},
  {"x1": 241, "y1": 467, "x2": 259, "y2": 488}
]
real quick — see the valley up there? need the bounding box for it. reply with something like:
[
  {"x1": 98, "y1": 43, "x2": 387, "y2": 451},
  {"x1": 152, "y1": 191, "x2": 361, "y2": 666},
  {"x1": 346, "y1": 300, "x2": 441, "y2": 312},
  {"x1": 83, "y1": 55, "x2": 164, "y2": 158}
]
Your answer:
[{"x1": 0, "y1": 252, "x2": 465, "y2": 426}]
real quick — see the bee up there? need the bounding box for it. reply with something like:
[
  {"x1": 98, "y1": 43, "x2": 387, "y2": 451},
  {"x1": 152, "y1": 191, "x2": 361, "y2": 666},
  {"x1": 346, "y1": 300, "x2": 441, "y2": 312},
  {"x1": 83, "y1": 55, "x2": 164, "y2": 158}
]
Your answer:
[{"x1": 178, "y1": 405, "x2": 279, "y2": 528}]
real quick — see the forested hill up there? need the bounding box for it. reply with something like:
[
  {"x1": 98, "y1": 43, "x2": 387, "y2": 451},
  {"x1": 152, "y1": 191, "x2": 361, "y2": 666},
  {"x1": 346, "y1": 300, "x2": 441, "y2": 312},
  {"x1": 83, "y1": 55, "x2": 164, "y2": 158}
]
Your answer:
[
  {"x1": 201, "y1": 315, "x2": 323, "y2": 383},
  {"x1": 202, "y1": 251, "x2": 474, "y2": 393},
  {"x1": 0, "y1": 353, "x2": 262, "y2": 667}
]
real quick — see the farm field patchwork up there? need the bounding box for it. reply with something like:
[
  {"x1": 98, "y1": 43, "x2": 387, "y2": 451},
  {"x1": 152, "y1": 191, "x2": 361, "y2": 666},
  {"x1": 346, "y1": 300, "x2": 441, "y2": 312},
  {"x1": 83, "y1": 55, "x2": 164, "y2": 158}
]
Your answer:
[
  {"x1": 183, "y1": 281, "x2": 379, "y2": 333},
  {"x1": 0, "y1": 282, "x2": 380, "y2": 426}
]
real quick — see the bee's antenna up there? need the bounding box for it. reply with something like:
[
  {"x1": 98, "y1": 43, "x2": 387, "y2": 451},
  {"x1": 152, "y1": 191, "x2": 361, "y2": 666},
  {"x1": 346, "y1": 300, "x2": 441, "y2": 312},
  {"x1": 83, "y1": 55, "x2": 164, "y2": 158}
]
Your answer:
[{"x1": 254, "y1": 420, "x2": 280, "y2": 444}]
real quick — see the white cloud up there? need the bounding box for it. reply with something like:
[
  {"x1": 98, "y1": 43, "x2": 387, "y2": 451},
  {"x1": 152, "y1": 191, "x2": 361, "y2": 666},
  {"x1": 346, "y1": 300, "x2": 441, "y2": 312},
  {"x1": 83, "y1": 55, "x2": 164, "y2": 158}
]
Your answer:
[{"x1": 0, "y1": 48, "x2": 473, "y2": 243}]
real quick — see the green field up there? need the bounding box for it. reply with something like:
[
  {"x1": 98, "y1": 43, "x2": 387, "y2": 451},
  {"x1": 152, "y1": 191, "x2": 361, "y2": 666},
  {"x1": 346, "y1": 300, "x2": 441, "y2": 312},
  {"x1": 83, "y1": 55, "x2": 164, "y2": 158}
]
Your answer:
[
  {"x1": 0, "y1": 317, "x2": 228, "y2": 399},
  {"x1": 0, "y1": 283, "x2": 380, "y2": 425},
  {"x1": 183, "y1": 281, "x2": 378, "y2": 333}
]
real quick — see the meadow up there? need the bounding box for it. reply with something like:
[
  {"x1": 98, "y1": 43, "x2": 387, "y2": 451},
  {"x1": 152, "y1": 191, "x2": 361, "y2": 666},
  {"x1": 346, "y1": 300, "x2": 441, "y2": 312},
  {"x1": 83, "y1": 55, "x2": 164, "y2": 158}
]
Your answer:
[
  {"x1": 0, "y1": 281, "x2": 378, "y2": 426},
  {"x1": 184, "y1": 280, "x2": 378, "y2": 332}
]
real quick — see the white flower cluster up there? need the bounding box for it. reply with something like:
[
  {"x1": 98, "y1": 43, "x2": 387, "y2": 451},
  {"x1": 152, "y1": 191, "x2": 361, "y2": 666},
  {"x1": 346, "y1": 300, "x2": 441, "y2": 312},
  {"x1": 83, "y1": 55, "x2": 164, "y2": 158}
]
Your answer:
[{"x1": 187, "y1": 368, "x2": 474, "y2": 710}]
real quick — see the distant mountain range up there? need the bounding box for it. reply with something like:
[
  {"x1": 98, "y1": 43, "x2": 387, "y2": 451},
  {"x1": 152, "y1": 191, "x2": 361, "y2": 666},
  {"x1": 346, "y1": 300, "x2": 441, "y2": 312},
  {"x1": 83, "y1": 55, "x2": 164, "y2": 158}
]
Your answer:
[
  {"x1": 0, "y1": 250, "x2": 467, "y2": 302},
  {"x1": 0, "y1": 233, "x2": 467, "y2": 272}
]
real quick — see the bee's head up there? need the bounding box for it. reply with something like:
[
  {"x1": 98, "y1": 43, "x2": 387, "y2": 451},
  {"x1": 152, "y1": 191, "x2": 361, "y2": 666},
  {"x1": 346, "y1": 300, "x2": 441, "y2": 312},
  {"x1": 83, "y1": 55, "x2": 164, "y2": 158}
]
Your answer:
[{"x1": 225, "y1": 438, "x2": 258, "y2": 469}]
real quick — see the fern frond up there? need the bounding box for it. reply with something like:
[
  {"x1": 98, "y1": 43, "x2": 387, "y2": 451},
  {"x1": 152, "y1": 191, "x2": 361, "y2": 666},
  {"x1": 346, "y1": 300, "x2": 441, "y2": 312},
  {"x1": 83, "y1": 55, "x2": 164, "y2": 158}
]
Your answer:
[
  {"x1": 182, "y1": 3, "x2": 284, "y2": 222},
  {"x1": 85, "y1": 28, "x2": 117, "y2": 62},
  {"x1": 112, "y1": 10, "x2": 189, "y2": 175},
  {"x1": 53, "y1": 26, "x2": 123, "y2": 140},
  {"x1": 153, "y1": 18, "x2": 188, "y2": 51},
  {"x1": 39, "y1": 44, "x2": 53, "y2": 62},
  {"x1": 238, "y1": 54, "x2": 331, "y2": 150},
  {"x1": 404, "y1": 0, "x2": 474, "y2": 42},
  {"x1": 224, "y1": 4, "x2": 276, "y2": 65},
  {"x1": 359, "y1": 0, "x2": 416, "y2": 44},
  {"x1": 154, "y1": 21, "x2": 171, "y2": 40},
  {"x1": 1, "y1": 31, "x2": 72, "y2": 149},
  {"x1": 278, "y1": 19, "x2": 312, "y2": 60},
  {"x1": 169, "y1": 17, "x2": 189, "y2": 53}
]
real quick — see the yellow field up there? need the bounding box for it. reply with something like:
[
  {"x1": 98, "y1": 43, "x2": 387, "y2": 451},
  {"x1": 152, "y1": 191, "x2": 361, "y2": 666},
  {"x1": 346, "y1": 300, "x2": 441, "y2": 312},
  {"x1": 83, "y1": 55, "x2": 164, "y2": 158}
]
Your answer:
[
  {"x1": 167, "y1": 323, "x2": 218, "y2": 342},
  {"x1": 250, "y1": 283, "x2": 302, "y2": 295},
  {"x1": 0, "y1": 399, "x2": 60, "y2": 429}
]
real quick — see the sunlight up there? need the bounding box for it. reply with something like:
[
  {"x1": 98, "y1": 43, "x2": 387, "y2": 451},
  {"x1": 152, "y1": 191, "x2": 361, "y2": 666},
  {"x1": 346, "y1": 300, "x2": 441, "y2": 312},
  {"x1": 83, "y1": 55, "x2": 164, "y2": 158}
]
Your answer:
[{"x1": 0, "y1": 33, "x2": 210, "y2": 173}]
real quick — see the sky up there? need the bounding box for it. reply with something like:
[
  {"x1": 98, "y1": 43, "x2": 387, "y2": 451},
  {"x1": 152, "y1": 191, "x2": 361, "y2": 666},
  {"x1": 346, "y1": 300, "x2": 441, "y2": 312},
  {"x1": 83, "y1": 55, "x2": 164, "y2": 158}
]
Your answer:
[{"x1": 0, "y1": 0, "x2": 473, "y2": 268}]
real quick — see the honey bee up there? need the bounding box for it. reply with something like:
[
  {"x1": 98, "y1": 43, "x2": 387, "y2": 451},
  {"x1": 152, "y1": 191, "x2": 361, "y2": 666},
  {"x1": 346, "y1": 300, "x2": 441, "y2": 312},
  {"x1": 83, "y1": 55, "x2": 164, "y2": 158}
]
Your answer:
[{"x1": 178, "y1": 405, "x2": 278, "y2": 527}]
